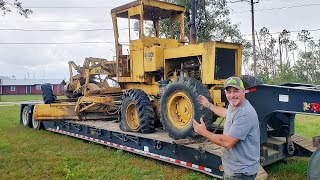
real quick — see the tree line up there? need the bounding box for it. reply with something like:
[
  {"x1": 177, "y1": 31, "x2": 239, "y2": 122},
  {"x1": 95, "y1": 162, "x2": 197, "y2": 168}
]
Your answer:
[{"x1": 244, "y1": 28, "x2": 320, "y2": 85}]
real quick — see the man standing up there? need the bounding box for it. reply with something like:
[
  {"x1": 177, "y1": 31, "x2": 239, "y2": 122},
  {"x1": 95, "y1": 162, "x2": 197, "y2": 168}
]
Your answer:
[{"x1": 193, "y1": 76, "x2": 260, "y2": 180}]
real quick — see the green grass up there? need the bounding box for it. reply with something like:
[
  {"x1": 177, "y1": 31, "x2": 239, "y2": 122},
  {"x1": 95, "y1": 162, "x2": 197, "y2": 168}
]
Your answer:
[
  {"x1": 0, "y1": 106, "x2": 318, "y2": 179},
  {"x1": 0, "y1": 106, "x2": 212, "y2": 180},
  {"x1": 0, "y1": 95, "x2": 66, "y2": 102},
  {"x1": 295, "y1": 115, "x2": 320, "y2": 141}
]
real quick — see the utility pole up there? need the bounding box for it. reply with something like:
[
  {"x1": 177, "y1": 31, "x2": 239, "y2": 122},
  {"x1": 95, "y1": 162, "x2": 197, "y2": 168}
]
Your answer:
[{"x1": 251, "y1": 0, "x2": 259, "y2": 77}]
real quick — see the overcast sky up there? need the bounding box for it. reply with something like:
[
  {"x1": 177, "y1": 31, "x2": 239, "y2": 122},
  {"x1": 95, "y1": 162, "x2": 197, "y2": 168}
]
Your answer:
[{"x1": 1, "y1": 0, "x2": 319, "y2": 80}]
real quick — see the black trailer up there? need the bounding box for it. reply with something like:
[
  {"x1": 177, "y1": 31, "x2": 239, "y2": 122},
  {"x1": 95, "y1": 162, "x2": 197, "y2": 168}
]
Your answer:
[{"x1": 20, "y1": 83, "x2": 320, "y2": 179}]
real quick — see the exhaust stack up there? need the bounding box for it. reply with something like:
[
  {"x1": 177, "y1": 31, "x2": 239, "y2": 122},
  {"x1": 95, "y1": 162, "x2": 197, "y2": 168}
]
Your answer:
[{"x1": 189, "y1": 0, "x2": 197, "y2": 44}]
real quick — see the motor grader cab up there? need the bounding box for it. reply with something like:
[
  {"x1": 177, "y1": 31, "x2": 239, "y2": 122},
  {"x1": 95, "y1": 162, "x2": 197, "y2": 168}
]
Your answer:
[
  {"x1": 111, "y1": 0, "x2": 242, "y2": 139},
  {"x1": 65, "y1": 57, "x2": 120, "y2": 98}
]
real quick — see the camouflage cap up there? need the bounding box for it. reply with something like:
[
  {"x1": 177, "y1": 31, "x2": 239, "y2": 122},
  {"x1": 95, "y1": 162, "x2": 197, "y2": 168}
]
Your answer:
[{"x1": 224, "y1": 76, "x2": 244, "y2": 90}]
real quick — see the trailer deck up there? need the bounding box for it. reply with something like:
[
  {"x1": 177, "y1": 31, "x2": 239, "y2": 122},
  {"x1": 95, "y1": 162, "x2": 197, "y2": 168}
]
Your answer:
[{"x1": 39, "y1": 119, "x2": 268, "y2": 179}]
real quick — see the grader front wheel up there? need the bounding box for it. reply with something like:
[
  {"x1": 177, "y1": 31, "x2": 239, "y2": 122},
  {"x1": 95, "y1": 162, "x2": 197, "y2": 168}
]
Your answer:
[
  {"x1": 119, "y1": 89, "x2": 155, "y2": 133},
  {"x1": 167, "y1": 92, "x2": 193, "y2": 129},
  {"x1": 160, "y1": 77, "x2": 217, "y2": 139},
  {"x1": 124, "y1": 102, "x2": 140, "y2": 131}
]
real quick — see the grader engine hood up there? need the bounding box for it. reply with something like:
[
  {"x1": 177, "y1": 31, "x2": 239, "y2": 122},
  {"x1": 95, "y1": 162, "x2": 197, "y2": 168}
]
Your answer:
[{"x1": 163, "y1": 41, "x2": 242, "y2": 85}]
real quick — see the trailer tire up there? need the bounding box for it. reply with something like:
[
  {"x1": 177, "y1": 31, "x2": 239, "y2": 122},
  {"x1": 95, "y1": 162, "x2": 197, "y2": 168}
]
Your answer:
[
  {"x1": 32, "y1": 113, "x2": 43, "y2": 130},
  {"x1": 41, "y1": 83, "x2": 56, "y2": 104},
  {"x1": 22, "y1": 106, "x2": 32, "y2": 128},
  {"x1": 119, "y1": 89, "x2": 155, "y2": 133},
  {"x1": 241, "y1": 75, "x2": 263, "y2": 88},
  {"x1": 160, "y1": 77, "x2": 217, "y2": 139}
]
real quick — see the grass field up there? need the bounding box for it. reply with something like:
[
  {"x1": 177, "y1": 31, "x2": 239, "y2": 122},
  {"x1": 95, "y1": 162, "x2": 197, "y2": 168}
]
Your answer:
[
  {"x1": 0, "y1": 95, "x2": 66, "y2": 102},
  {"x1": 0, "y1": 98, "x2": 319, "y2": 179}
]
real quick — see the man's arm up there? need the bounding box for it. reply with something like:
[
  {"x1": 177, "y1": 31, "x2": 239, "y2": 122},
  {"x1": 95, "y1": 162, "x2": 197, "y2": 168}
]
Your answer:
[
  {"x1": 193, "y1": 117, "x2": 238, "y2": 149},
  {"x1": 197, "y1": 95, "x2": 227, "y2": 118}
]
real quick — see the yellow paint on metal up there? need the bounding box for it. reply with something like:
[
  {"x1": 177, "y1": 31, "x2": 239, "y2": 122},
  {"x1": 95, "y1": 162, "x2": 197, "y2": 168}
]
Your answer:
[
  {"x1": 167, "y1": 92, "x2": 193, "y2": 128},
  {"x1": 131, "y1": 49, "x2": 145, "y2": 82},
  {"x1": 128, "y1": 5, "x2": 141, "y2": 17},
  {"x1": 144, "y1": 46, "x2": 164, "y2": 72},
  {"x1": 164, "y1": 43, "x2": 203, "y2": 59},
  {"x1": 209, "y1": 88, "x2": 225, "y2": 107},
  {"x1": 33, "y1": 103, "x2": 78, "y2": 121},
  {"x1": 126, "y1": 102, "x2": 140, "y2": 131},
  {"x1": 142, "y1": 0, "x2": 185, "y2": 13},
  {"x1": 122, "y1": 83, "x2": 160, "y2": 96}
]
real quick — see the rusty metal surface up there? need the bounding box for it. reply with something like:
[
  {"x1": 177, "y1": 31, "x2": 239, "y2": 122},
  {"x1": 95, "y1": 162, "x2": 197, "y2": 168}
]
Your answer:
[
  {"x1": 292, "y1": 135, "x2": 316, "y2": 153},
  {"x1": 111, "y1": 0, "x2": 185, "y2": 20},
  {"x1": 312, "y1": 136, "x2": 320, "y2": 148},
  {"x1": 111, "y1": 0, "x2": 140, "y2": 14}
]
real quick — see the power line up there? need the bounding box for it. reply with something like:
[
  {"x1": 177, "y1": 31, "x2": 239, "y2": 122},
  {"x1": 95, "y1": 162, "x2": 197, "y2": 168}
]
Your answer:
[
  {"x1": 24, "y1": 6, "x2": 112, "y2": 9},
  {"x1": 0, "y1": 28, "x2": 128, "y2": 32},
  {"x1": 0, "y1": 20, "x2": 107, "y2": 23},
  {"x1": 227, "y1": 0, "x2": 250, "y2": 4},
  {"x1": 241, "y1": 28, "x2": 320, "y2": 37},
  {"x1": 0, "y1": 42, "x2": 129, "y2": 45},
  {"x1": 233, "y1": 3, "x2": 320, "y2": 14}
]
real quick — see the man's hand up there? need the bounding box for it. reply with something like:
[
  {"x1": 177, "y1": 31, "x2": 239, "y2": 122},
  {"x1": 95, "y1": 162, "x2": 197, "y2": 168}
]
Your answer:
[
  {"x1": 198, "y1": 95, "x2": 210, "y2": 108},
  {"x1": 193, "y1": 116, "x2": 207, "y2": 137}
]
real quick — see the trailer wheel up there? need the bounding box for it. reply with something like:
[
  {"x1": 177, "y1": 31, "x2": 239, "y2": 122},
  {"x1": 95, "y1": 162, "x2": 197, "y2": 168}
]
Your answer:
[
  {"x1": 31, "y1": 113, "x2": 42, "y2": 130},
  {"x1": 160, "y1": 77, "x2": 216, "y2": 139},
  {"x1": 22, "y1": 106, "x2": 32, "y2": 128},
  {"x1": 41, "y1": 83, "x2": 56, "y2": 104},
  {"x1": 241, "y1": 75, "x2": 263, "y2": 88},
  {"x1": 119, "y1": 89, "x2": 155, "y2": 133}
]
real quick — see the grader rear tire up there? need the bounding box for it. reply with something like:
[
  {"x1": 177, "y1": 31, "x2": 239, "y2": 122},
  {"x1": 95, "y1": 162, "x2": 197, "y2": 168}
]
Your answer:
[
  {"x1": 41, "y1": 83, "x2": 56, "y2": 104},
  {"x1": 160, "y1": 77, "x2": 217, "y2": 139},
  {"x1": 119, "y1": 89, "x2": 155, "y2": 133},
  {"x1": 241, "y1": 75, "x2": 263, "y2": 88}
]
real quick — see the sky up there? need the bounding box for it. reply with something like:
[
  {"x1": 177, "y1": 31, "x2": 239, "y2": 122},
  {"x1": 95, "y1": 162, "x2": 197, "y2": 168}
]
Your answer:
[{"x1": 0, "y1": 0, "x2": 319, "y2": 80}]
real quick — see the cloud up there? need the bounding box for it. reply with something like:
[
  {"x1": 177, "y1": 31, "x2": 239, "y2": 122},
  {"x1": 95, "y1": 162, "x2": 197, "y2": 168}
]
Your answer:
[{"x1": 1, "y1": 0, "x2": 319, "y2": 80}]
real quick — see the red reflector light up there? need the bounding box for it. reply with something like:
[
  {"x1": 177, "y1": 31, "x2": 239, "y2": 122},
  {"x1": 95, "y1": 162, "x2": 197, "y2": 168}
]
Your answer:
[{"x1": 247, "y1": 87, "x2": 256, "y2": 93}]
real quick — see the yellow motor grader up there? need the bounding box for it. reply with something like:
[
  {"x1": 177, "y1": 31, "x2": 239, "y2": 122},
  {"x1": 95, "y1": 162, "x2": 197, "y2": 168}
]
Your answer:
[
  {"x1": 111, "y1": 0, "x2": 242, "y2": 138},
  {"x1": 23, "y1": 1, "x2": 320, "y2": 178},
  {"x1": 34, "y1": 0, "x2": 242, "y2": 139}
]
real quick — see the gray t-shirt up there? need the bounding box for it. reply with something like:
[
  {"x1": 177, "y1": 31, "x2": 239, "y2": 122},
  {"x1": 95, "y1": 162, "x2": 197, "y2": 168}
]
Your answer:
[{"x1": 221, "y1": 99, "x2": 260, "y2": 176}]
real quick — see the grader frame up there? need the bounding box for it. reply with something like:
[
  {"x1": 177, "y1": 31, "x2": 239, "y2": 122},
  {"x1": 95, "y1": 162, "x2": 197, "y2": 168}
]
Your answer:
[{"x1": 111, "y1": 0, "x2": 242, "y2": 139}]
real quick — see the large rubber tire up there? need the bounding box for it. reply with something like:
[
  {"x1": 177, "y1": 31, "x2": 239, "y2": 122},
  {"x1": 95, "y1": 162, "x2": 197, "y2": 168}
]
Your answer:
[
  {"x1": 241, "y1": 75, "x2": 263, "y2": 88},
  {"x1": 22, "y1": 106, "x2": 32, "y2": 128},
  {"x1": 308, "y1": 147, "x2": 320, "y2": 180},
  {"x1": 31, "y1": 112, "x2": 43, "y2": 130},
  {"x1": 41, "y1": 83, "x2": 56, "y2": 104},
  {"x1": 119, "y1": 89, "x2": 155, "y2": 133},
  {"x1": 160, "y1": 77, "x2": 217, "y2": 139}
]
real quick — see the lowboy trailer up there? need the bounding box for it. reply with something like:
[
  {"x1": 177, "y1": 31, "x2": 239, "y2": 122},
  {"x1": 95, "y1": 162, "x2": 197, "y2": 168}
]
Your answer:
[{"x1": 20, "y1": 83, "x2": 320, "y2": 179}]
